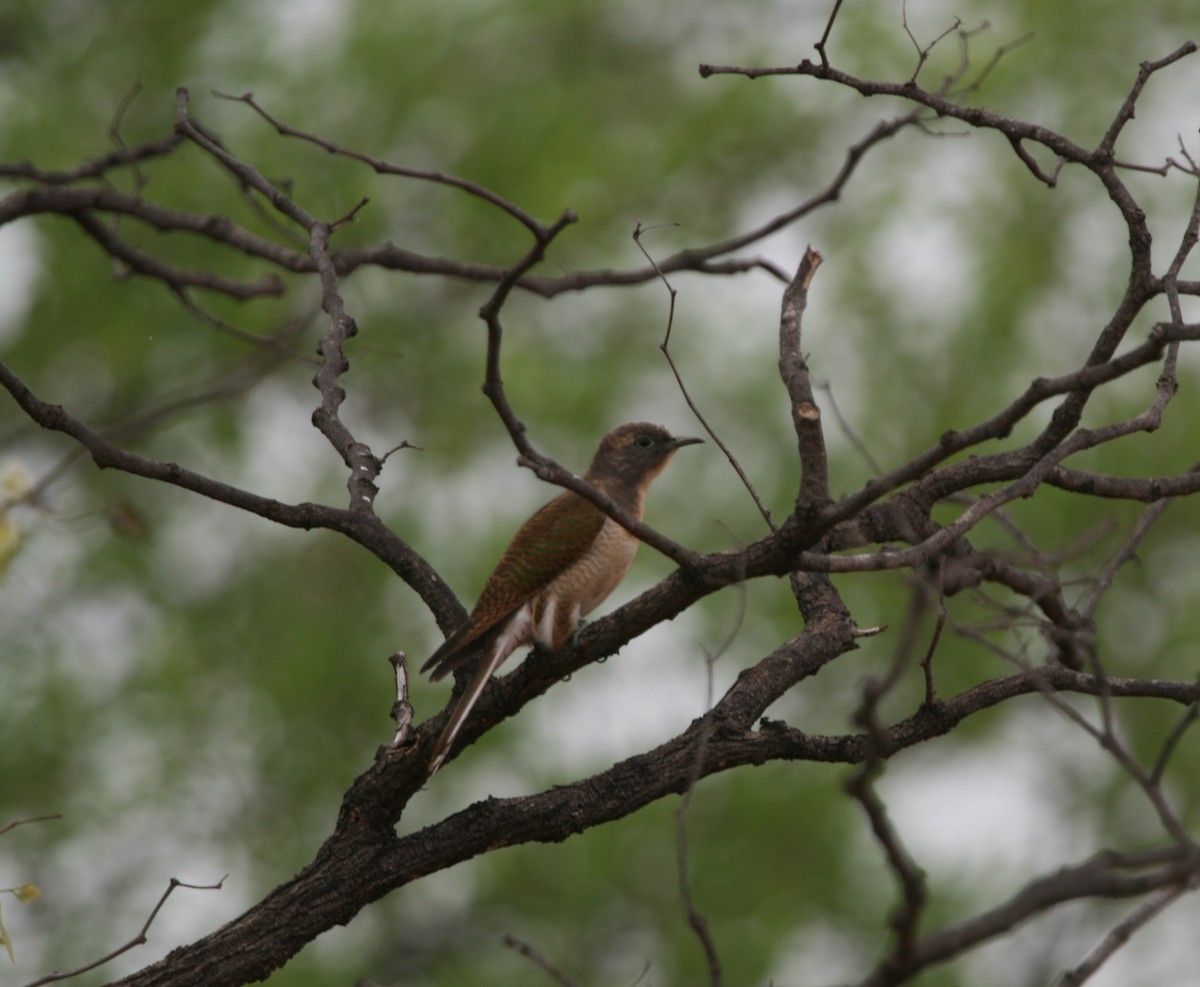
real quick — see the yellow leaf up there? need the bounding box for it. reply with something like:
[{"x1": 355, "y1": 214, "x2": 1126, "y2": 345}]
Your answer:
[
  {"x1": 0, "y1": 461, "x2": 32, "y2": 497},
  {"x1": 0, "y1": 900, "x2": 11, "y2": 963},
  {"x1": 0, "y1": 517, "x2": 19, "y2": 576}
]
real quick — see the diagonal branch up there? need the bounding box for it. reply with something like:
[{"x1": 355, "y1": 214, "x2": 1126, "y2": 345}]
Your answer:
[
  {"x1": 475, "y1": 211, "x2": 703, "y2": 568},
  {"x1": 214, "y1": 89, "x2": 548, "y2": 238},
  {"x1": 0, "y1": 361, "x2": 463, "y2": 630},
  {"x1": 851, "y1": 847, "x2": 1200, "y2": 987}
]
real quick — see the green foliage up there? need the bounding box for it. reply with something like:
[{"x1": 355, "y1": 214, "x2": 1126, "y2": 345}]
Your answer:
[{"x1": 2, "y1": 1, "x2": 1199, "y2": 985}]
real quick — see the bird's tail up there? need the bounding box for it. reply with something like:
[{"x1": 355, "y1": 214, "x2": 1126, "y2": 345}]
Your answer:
[
  {"x1": 428, "y1": 647, "x2": 507, "y2": 774},
  {"x1": 428, "y1": 606, "x2": 534, "y2": 773}
]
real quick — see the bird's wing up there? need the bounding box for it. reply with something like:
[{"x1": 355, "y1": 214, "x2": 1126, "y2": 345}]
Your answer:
[{"x1": 421, "y1": 492, "x2": 606, "y2": 680}]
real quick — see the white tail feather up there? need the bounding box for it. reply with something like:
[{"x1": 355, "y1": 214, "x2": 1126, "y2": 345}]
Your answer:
[{"x1": 428, "y1": 604, "x2": 532, "y2": 774}]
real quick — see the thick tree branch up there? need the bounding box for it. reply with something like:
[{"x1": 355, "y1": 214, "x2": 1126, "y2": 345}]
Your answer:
[
  {"x1": 778, "y1": 248, "x2": 830, "y2": 508},
  {"x1": 104, "y1": 656, "x2": 1198, "y2": 987}
]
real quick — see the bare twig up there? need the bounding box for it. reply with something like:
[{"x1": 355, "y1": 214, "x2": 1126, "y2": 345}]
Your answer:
[
  {"x1": 814, "y1": 0, "x2": 846, "y2": 68},
  {"x1": 919, "y1": 592, "x2": 948, "y2": 706},
  {"x1": 674, "y1": 718, "x2": 723, "y2": 987},
  {"x1": 215, "y1": 90, "x2": 549, "y2": 238},
  {"x1": 849, "y1": 848, "x2": 1200, "y2": 987},
  {"x1": 477, "y1": 213, "x2": 703, "y2": 568},
  {"x1": 0, "y1": 133, "x2": 183, "y2": 184},
  {"x1": 846, "y1": 762, "x2": 928, "y2": 978},
  {"x1": 1097, "y1": 45, "x2": 1200, "y2": 158},
  {"x1": 634, "y1": 222, "x2": 777, "y2": 531},
  {"x1": 386, "y1": 653, "x2": 414, "y2": 748},
  {"x1": 817, "y1": 378, "x2": 885, "y2": 478},
  {"x1": 0, "y1": 816, "x2": 61, "y2": 837},
  {"x1": 847, "y1": 681, "x2": 927, "y2": 976},
  {"x1": 1079, "y1": 499, "x2": 1174, "y2": 622},
  {"x1": 0, "y1": 360, "x2": 462, "y2": 628},
  {"x1": 1057, "y1": 876, "x2": 1200, "y2": 986},
  {"x1": 948, "y1": 30, "x2": 1035, "y2": 101},
  {"x1": 901, "y1": 5, "x2": 964, "y2": 86},
  {"x1": 72, "y1": 210, "x2": 287, "y2": 302},
  {"x1": 21, "y1": 877, "x2": 225, "y2": 987},
  {"x1": 174, "y1": 87, "x2": 388, "y2": 515},
  {"x1": 501, "y1": 934, "x2": 585, "y2": 987},
  {"x1": 671, "y1": 549, "x2": 746, "y2": 987},
  {"x1": 817, "y1": 320, "x2": 1200, "y2": 540},
  {"x1": 1149, "y1": 702, "x2": 1200, "y2": 786},
  {"x1": 1010, "y1": 660, "x2": 1193, "y2": 848}
]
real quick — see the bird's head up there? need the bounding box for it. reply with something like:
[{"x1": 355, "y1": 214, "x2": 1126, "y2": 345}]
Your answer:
[{"x1": 585, "y1": 422, "x2": 703, "y2": 491}]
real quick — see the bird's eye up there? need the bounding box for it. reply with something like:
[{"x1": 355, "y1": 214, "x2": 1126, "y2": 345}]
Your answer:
[{"x1": 634, "y1": 434, "x2": 654, "y2": 449}]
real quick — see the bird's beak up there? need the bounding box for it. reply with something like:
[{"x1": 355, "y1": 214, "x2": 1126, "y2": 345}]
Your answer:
[{"x1": 667, "y1": 435, "x2": 704, "y2": 449}]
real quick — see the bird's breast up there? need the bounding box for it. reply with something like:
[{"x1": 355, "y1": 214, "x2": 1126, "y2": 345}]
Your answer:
[{"x1": 532, "y1": 518, "x2": 640, "y2": 649}]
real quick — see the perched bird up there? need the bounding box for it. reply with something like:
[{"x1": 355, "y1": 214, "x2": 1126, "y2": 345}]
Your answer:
[{"x1": 422, "y1": 422, "x2": 702, "y2": 774}]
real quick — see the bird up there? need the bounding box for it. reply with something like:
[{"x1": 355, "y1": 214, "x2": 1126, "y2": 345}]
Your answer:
[{"x1": 421, "y1": 422, "x2": 702, "y2": 774}]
